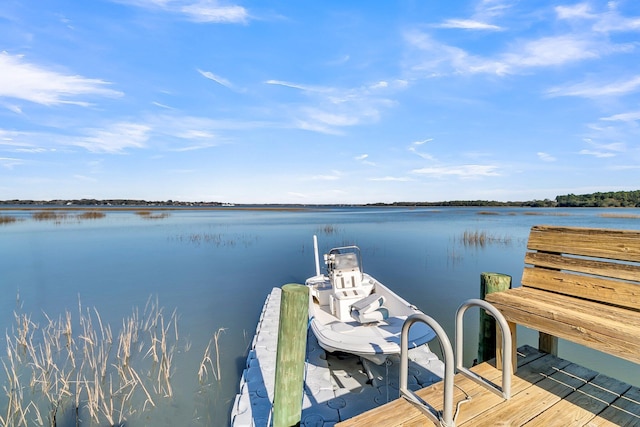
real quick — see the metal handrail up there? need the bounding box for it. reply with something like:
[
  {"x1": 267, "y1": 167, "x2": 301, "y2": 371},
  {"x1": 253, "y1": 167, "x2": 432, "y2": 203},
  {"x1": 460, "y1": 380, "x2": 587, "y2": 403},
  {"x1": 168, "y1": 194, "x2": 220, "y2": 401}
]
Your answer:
[
  {"x1": 400, "y1": 313, "x2": 455, "y2": 427},
  {"x1": 455, "y1": 299, "x2": 512, "y2": 399}
]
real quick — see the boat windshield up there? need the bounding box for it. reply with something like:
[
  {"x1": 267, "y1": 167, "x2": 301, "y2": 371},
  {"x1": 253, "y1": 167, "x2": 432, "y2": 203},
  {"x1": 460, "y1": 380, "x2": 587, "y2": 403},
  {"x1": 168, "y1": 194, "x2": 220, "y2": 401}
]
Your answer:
[{"x1": 328, "y1": 246, "x2": 362, "y2": 272}]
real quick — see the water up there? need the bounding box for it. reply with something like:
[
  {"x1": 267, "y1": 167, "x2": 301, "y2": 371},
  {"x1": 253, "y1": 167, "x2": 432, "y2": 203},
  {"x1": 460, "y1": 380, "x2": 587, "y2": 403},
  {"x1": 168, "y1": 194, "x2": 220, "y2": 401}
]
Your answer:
[{"x1": 2, "y1": 206, "x2": 640, "y2": 426}]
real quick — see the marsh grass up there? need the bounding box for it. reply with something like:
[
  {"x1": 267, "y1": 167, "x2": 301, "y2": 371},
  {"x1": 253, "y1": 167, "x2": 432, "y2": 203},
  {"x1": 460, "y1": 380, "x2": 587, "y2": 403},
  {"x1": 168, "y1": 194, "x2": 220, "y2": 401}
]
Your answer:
[
  {"x1": 316, "y1": 224, "x2": 340, "y2": 235},
  {"x1": 459, "y1": 230, "x2": 513, "y2": 248},
  {"x1": 0, "y1": 296, "x2": 194, "y2": 427},
  {"x1": 170, "y1": 232, "x2": 257, "y2": 247},
  {"x1": 32, "y1": 211, "x2": 70, "y2": 223},
  {"x1": 599, "y1": 213, "x2": 640, "y2": 219},
  {"x1": 135, "y1": 211, "x2": 170, "y2": 220},
  {"x1": 76, "y1": 211, "x2": 106, "y2": 220},
  {"x1": 0, "y1": 215, "x2": 20, "y2": 225}
]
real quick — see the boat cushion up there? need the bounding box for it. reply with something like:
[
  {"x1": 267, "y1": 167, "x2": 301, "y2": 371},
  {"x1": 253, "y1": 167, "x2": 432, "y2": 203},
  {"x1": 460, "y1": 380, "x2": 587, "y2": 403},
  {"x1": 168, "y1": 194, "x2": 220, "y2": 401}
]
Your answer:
[
  {"x1": 352, "y1": 307, "x2": 389, "y2": 324},
  {"x1": 350, "y1": 293, "x2": 385, "y2": 314}
]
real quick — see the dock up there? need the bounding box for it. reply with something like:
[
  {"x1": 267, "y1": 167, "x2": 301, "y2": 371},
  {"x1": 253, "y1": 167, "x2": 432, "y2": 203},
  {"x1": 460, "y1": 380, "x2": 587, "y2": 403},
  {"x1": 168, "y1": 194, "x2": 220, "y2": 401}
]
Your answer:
[{"x1": 337, "y1": 344, "x2": 640, "y2": 426}]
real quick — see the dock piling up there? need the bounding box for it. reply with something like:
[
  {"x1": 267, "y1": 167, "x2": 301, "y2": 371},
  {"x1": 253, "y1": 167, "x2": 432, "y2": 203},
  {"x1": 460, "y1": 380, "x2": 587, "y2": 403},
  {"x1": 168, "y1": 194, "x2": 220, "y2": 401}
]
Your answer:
[
  {"x1": 273, "y1": 283, "x2": 309, "y2": 427},
  {"x1": 478, "y1": 272, "x2": 511, "y2": 364}
]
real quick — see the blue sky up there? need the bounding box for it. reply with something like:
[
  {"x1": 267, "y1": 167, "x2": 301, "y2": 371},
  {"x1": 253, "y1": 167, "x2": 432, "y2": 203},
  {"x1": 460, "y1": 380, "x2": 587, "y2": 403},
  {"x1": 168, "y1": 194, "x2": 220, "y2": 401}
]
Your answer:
[{"x1": 1, "y1": 1, "x2": 640, "y2": 204}]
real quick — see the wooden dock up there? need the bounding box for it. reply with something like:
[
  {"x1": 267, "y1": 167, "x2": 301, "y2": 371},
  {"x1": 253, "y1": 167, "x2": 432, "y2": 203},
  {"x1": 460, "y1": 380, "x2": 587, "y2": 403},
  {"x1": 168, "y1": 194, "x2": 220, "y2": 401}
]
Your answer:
[{"x1": 337, "y1": 345, "x2": 640, "y2": 426}]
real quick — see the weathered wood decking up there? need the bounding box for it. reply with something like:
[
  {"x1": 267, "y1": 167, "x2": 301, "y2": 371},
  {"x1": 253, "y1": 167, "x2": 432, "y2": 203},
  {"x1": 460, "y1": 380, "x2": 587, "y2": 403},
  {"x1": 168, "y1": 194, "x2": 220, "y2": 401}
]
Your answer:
[{"x1": 337, "y1": 345, "x2": 640, "y2": 426}]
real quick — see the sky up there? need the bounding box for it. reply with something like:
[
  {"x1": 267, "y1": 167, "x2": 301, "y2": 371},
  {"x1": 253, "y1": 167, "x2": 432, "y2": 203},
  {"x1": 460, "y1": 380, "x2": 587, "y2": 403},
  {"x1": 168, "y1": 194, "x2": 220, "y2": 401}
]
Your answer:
[{"x1": 1, "y1": 0, "x2": 640, "y2": 204}]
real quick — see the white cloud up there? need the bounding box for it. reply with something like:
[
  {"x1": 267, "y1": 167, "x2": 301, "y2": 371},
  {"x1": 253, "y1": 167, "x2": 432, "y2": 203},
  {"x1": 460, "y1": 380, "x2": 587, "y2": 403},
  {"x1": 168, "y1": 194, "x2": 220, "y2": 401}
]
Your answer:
[
  {"x1": 369, "y1": 176, "x2": 412, "y2": 182},
  {"x1": 113, "y1": 0, "x2": 249, "y2": 24},
  {"x1": 266, "y1": 79, "x2": 395, "y2": 134},
  {"x1": 547, "y1": 76, "x2": 640, "y2": 98},
  {"x1": 555, "y1": 3, "x2": 595, "y2": 20},
  {"x1": 435, "y1": 19, "x2": 502, "y2": 31},
  {"x1": 537, "y1": 152, "x2": 557, "y2": 162},
  {"x1": 600, "y1": 111, "x2": 640, "y2": 122},
  {"x1": 71, "y1": 123, "x2": 150, "y2": 153},
  {"x1": 579, "y1": 139, "x2": 626, "y2": 158},
  {"x1": 181, "y1": 3, "x2": 248, "y2": 23},
  {"x1": 0, "y1": 157, "x2": 25, "y2": 169},
  {"x1": 408, "y1": 138, "x2": 435, "y2": 160},
  {"x1": 0, "y1": 52, "x2": 123, "y2": 106},
  {"x1": 198, "y1": 69, "x2": 235, "y2": 89},
  {"x1": 411, "y1": 164, "x2": 500, "y2": 178},
  {"x1": 355, "y1": 153, "x2": 376, "y2": 166},
  {"x1": 308, "y1": 173, "x2": 341, "y2": 181},
  {"x1": 579, "y1": 149, "x2": 615, "y2": 158}
]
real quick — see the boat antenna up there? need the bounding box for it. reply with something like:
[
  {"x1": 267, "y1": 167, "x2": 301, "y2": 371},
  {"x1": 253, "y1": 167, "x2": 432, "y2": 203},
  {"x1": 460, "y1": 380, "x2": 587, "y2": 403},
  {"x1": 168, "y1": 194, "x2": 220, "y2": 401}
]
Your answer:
[{"x1": 313, "y1": 235, "x2": 321, "y2": 276}]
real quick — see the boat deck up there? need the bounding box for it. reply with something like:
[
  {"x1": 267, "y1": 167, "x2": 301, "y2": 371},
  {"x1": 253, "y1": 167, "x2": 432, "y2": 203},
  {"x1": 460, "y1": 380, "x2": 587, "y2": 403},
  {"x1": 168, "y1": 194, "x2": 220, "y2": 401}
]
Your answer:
[{"x1": 337, "y1": 345, "x2": 640, "y2": 426}]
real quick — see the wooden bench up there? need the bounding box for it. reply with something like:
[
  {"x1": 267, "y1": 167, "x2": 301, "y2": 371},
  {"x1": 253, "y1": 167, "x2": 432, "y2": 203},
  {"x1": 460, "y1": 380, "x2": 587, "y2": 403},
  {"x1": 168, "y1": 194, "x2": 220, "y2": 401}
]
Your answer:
[{"x1": 485, "y1": 225, "x2": 640, "y2": 371}]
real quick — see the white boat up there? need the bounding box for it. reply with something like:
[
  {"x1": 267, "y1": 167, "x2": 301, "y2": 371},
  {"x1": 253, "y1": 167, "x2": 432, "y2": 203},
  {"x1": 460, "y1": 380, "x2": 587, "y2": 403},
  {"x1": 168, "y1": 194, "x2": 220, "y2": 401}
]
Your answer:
[
  {"x1": 306, "y1": 238, "x2": 436, "y2": 365},
  {"x1": 230, "y1": 237, "x2": 445, "y2": 425}
]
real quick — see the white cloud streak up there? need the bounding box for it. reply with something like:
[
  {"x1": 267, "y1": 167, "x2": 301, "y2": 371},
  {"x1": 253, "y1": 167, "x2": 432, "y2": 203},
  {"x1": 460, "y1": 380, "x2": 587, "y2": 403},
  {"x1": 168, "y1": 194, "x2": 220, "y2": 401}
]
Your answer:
[
  {"x1": 112, "y1": 0, "x2": 249, "y2": 24},
  {"x1": 0, "y1": 52, "x2": 123, "y2": 106},
  {"x1": 547, "y1": 76, "x2": 640, "y2": 98},
  {"x1": 435, "y1": 19, "x2": 502, "y2": 31},
  {"x1": 71, "y1": 123, "x2": 150, "y2": 154},
  {"x1": 198, "y1": 69, "x2": 236, "y2": 90},
  {"x1": 411, "y1": 164, "x2": 500, "y2": 178}
]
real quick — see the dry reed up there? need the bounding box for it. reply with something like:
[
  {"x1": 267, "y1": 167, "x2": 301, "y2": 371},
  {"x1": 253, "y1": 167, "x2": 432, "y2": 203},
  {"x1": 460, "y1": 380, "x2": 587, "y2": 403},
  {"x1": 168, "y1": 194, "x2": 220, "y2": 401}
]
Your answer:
[
  {"x1": 0, "y1": 216, "x2": 19, "y2": 225},
  {"x1": 459, "y1": 230, "x2": 513, "y2": 247},
  {"x1": 0, "y1": 295, "x2": 186, "y2": 427},
  {"x1": 135, "y1": 211, "x2": 170, "y2": 220},
  {"x1": 599, "y1": 213, "x2": 640, "y2": 219},
  {"x1": 76, "y1": 211, "x2": 106, "y2": 220}
]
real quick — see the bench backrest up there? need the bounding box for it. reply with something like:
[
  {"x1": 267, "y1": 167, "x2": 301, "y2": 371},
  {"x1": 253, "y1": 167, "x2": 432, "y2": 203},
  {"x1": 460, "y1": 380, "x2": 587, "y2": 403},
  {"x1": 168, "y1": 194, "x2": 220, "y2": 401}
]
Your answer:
[{"x1": 523, "y1": 225, "x2": 640, "y2": 310}]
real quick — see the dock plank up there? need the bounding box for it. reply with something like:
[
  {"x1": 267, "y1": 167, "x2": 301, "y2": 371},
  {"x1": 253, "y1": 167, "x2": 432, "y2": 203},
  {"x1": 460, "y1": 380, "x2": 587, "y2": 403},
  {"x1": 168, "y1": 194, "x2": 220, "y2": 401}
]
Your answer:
[
  {"x1": 337, "y1": 346, "x2": 640, "y2": 427},
  {"x1": 587, "y1": 385, "x2": 640, "y2": 426},
  {"x1": 523, "y1": 374, "x2": 631, "y2": 427}
]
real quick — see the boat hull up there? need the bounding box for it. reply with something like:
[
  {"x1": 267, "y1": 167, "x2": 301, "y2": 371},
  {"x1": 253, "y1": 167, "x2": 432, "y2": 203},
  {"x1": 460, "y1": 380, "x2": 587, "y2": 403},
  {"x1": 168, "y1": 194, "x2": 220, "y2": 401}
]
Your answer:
[{"x1": 306, "y1": 273, "x2": 436, "y2": 365}]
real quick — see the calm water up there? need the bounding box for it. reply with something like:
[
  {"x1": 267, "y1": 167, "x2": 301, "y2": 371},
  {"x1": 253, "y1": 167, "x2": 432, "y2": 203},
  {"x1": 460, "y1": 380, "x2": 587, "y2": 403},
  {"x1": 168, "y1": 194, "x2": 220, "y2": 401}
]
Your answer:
[{"x1": 2, "y1": 206, "x2": 640, "y2": 426}]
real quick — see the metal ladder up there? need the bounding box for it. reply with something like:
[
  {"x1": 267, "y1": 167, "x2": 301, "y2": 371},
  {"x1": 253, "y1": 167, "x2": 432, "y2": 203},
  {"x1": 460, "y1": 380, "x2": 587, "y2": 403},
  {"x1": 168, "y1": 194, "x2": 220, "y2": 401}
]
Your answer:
[{"x1": 399, "y1": 299, "x2": 512, "y2": 427}]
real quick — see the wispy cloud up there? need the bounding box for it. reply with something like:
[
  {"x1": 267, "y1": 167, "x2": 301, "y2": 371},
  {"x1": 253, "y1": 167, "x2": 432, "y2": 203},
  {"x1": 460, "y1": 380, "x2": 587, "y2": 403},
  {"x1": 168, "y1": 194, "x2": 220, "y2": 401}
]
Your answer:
[
  {"x1": 265, "y1": 80, "x2": 328, "y2": 93},
  {"x1": 0, "y1": 52, "x2": 123, "y2": 106},
  {"x1": 112, "y1": 0, "x2": 249, "y2": 24},
  {"x1": 266, "y1": 79, "x2": 396, "y2": 134},
  {"x1": 354, "y1": 153, "x2": 376, "y2": 166},
  {"x1": 411, "y1": 164, "x2": 500, "y2": 178},
  {"x1": 408, "y1": 138, "x2": 435, "y2": 160},
  {"x1": 579, "y1": 139, "x2": 626, "y2": 158},
  {"x1": 537, "y1": 152, "x2": 557, "y2": 162},
  {"x1": 71, "y1": 123, "x2": 150, "y2": 153},
  {"x1": 435, "y1": 19, "x2": 502, "y2": 31},
  {"x1": 0, "y1": 157, "x2": 24, "y2": 169},
  {"x1": 369, "y1": 176, "x2": 412, "y2": 182},
  {"x1": 555, "y1": 3, "x2": 595, "y2": 20},
  {"x1": 434, "y1": 0, "x2": 508, "y2": 31},
  {"x1": 600, "y1": 111, "x2": 640, "y2": 122},
  {"x1": 307, "y1": 171, "x2": 342, "y2": 181},
  {"x1": 198, "y1": 69, "x2": 238, "y2": 90},
  {"x1": 547, "y1": 75, "x2": 640, "y2": 98}
]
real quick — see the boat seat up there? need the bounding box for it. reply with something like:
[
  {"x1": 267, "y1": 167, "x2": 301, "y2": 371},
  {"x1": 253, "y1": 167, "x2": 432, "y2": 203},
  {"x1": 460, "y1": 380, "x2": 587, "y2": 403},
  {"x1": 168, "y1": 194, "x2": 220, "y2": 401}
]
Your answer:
[{"x1": 351, "y1": 294, "x2": 389, "y2": 324}]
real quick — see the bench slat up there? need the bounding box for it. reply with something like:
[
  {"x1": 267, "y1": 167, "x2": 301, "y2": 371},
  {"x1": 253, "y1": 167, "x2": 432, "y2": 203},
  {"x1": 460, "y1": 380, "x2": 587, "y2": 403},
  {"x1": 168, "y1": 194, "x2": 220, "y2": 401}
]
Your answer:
[
  {"x1": 528, "y1": 225, "x2": 640, "y2": 263},
  {"x1": 521, "y1": 268, "x2": 640, "y2": 310},
  {"x1": 486, "y1": 288, "x2": 640, "y2": 365},
  {"x1": 524, "y1": 252, "x2": 640, "y2": 283}
]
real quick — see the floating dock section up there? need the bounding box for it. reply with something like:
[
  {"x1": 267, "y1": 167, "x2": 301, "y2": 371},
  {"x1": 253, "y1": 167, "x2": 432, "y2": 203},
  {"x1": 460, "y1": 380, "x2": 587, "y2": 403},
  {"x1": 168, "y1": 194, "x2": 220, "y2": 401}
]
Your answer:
[{"x1": 230, "y1": 287, "x2": 444, "y2": 426}]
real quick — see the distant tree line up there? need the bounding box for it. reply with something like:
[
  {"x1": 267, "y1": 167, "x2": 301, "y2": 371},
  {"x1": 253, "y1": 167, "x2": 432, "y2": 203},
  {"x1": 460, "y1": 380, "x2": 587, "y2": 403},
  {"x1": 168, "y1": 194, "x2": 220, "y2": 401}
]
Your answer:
[
  {"x1": 2, "y1": 190, "x2": 640, "y2": 208},
  {"x1": 366, "y1": 199, "x2": 556, "y2": 208},
  {"x1": 555, "y1": 191, "x2": 640, "y2": 207}
]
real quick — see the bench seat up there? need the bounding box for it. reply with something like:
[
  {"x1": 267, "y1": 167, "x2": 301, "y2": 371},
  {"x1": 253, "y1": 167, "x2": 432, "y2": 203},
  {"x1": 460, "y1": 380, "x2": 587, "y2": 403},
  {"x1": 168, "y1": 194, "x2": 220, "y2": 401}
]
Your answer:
[
  {"x1": 486, "y1": 287, "x2": 640, "y2": 365},
  {"x1": 484, "y1": 225, "x2": 640, "y2": 370}
]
